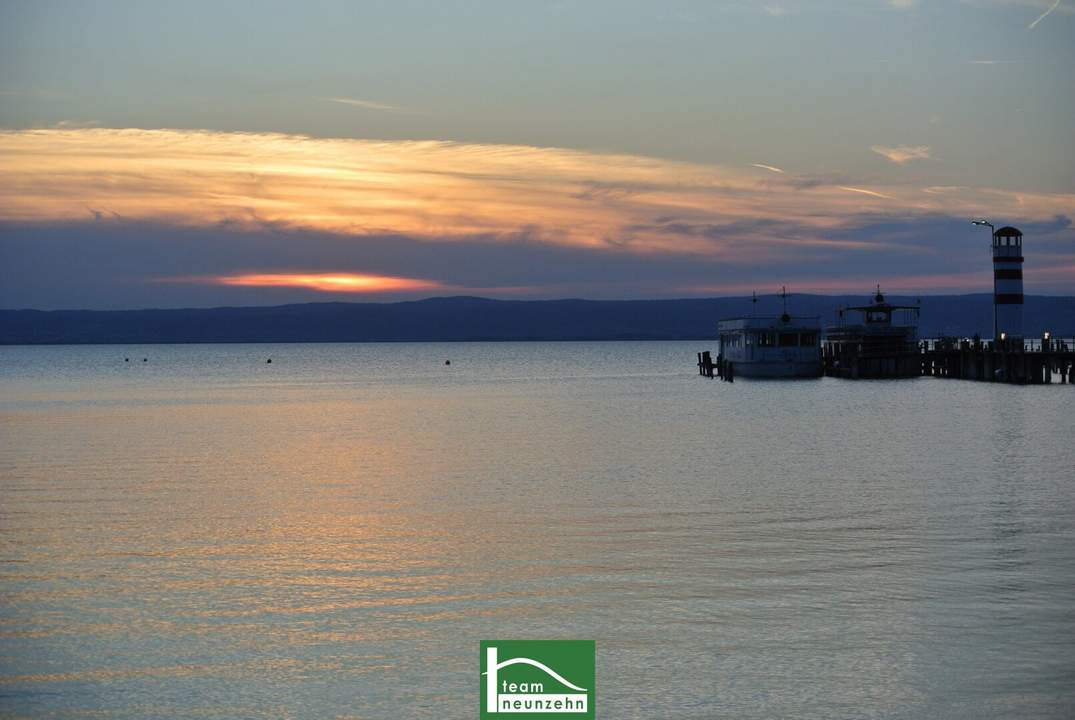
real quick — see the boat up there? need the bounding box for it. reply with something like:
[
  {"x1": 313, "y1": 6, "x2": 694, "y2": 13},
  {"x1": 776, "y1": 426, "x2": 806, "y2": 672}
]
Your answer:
[
  {"x1": 822, "y1": 287, "x2": 920, "y2": 379},
  {"x1": 717, "y1": 290, "x2": 822, "y2": 378}
]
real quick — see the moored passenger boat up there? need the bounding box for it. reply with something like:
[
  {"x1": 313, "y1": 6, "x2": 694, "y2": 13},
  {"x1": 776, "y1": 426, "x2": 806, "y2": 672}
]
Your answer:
[
  {"x1": 718, "y1": 308, "x2": 822, "y2": 379},
  {"x1": 823, "y1": 287, "x2": 920, "y2": 379}
]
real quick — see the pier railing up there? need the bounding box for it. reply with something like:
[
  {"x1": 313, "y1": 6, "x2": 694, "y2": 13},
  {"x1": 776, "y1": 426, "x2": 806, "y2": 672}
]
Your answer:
[
  {"x1": 921, "y1": 337, "x2": 1075, "y2": 353},
  {"x1": 918, "y1": 336, "x2": 1074, "y2": 384}
]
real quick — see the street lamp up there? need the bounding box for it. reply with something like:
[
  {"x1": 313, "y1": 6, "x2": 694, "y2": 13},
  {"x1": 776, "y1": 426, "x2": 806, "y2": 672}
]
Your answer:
[{"x1": 971, "y1": 219, "x2": 997, "y2": 342}]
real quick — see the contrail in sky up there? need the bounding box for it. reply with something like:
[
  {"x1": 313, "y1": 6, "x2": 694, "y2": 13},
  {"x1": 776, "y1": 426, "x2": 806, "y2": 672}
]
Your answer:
[
  {"x1": 1028, "y1": 0, "x2": 1061, "y2": 29},
  {"x1": 324, "y1": 96, "x2": 402, "y2": 112},
  {"x1": 750, "y1": 163, "x2": 785, "y2": 173},
  {"x1": 838, "y1": 186, "x2": 894, "y2": 200}
]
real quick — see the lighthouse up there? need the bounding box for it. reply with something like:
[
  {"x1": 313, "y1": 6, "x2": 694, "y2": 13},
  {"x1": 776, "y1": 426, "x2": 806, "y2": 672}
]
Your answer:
[{"x1": 992, "y1": 226, "x2": 1024, "y2": 340}]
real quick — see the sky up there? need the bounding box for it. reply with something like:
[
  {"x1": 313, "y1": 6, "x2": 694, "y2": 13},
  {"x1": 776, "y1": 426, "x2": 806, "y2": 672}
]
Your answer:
[{"x1": 1, "y1": 0, "x2": 1073, "y2": 309}]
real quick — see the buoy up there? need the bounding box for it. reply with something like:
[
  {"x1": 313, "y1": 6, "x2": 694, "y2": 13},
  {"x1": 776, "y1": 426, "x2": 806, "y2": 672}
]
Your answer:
[
  {"x1": 143, "y1": 358, "x2": 147, "y2": 362},
  {"x1": 445, "y1": 360, "x2": 451, "y2": 366},
  {"x1": 124, "y1": 358, "x2": 129, "y2": 362},
  {"x1": 266, "y1": 358, "x2": 272, "y2": 363}
]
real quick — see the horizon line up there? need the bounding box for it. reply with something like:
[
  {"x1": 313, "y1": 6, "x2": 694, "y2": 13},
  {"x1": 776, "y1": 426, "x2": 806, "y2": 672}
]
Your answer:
[{"x1": 4, "y1": 290, "x2": 1075, "y2": 314}]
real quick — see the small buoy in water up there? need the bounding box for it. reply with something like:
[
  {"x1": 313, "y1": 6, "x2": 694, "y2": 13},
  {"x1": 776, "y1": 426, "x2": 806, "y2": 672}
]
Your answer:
[
  {"x1": 124, "y1": 358, "x2": 129, "y2": 362},
  {"x1": 445, "y1": 360, "x2": 451, "y2": 366},
  {"x1": 266, "y1": 358, "x2": 272, "y2": 363},
  {"x1": 143, "y1": 358, "x2": 147, "y2": 362}
]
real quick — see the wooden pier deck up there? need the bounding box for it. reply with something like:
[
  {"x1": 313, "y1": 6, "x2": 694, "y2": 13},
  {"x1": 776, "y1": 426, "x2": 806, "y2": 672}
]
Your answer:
[{"x1": 918, "y1": 337, "x2": 1075, "y2": 384}]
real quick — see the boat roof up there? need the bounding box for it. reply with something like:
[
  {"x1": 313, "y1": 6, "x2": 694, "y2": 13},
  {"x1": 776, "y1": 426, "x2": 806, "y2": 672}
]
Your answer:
[
  {"x1": 839, "y1": 288, "x2": 921, "y2": 315},
  {"x1": 718, "y1": 315, "x2": 821, "y2": 331},
  {"x1": 842, "y1": 302, "x2": 921, "y2": 313}
]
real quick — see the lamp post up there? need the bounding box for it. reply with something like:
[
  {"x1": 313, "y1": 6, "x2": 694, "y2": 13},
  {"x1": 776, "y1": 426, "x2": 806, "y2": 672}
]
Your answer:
[{"x1": 972, "y1": 219, "x2": 996, "y2": 343}]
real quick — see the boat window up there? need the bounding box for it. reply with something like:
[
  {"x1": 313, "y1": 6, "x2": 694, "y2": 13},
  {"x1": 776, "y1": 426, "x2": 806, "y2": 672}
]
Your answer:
[
  {"x1": 799, "y1": 332, "x2": 817, "y2": 347},
  {"x1": 779, "y1": 333, "x2": 798, "y2": 347},
  {"x1": 758, "y1": 332, "x2": 775, "y2": 347}
]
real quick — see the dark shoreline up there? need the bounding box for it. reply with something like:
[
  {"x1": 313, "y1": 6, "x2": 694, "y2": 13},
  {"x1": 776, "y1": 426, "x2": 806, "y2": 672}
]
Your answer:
[{"x1": 3, "y1": 294, "x2": 1074, "y2": 345}]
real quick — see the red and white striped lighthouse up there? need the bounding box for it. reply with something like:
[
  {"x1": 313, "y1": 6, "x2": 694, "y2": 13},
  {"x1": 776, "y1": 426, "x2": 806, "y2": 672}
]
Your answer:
[{"x1": 992, "y1": 225, "x2": 1023, "y2": 340}]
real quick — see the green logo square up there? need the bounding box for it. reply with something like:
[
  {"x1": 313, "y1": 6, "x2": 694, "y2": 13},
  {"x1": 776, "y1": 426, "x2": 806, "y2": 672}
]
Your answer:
[{"x1": 479, "y1": 640, "x2": 595, "y2": 718}]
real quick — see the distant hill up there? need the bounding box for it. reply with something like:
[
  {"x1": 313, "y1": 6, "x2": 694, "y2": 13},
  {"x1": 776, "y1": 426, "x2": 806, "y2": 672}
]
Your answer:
[{"x1": 1, "y1": 295, "x2": 1073, "y2": 344}]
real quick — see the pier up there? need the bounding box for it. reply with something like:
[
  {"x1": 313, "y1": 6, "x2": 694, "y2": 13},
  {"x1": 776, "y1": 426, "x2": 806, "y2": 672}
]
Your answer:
[
  {"x1": 919, "y1": 336, "x2": 1075, "y2": 384},
  {"x1": 697, "y1": 224, "x2": 1074, "y2": 386},
  {"x1": 700, "y1": 337, "x2": 1075, "y2": 385},
  {"x1": 697, "y1": 351, "x2": 725, "y2": 380}
]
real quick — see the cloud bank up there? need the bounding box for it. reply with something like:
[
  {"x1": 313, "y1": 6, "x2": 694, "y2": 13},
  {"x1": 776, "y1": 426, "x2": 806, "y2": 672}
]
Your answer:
[
  {"x1": 2, "y1": 128, "x2": 1070, "y2": 256},
  {"x1": 0, "y1": 128, "x2": 1072, "y2": 306}
]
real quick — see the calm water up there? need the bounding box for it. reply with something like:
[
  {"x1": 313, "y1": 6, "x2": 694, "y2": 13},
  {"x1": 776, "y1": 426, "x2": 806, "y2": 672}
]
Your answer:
[{"x1": 1, "y1": 342, "x2": 1073, "y2": 719}]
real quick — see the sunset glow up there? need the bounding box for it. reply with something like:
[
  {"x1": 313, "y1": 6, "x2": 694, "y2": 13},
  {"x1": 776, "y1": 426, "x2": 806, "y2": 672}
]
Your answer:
[
  {"x1": 1, "y1": 128, "x2": 1072, "y2": 264},
  {"x1": 2, "y1": 1, "x2": 1073, "y2": 307},
  {"x1": 3, "y1": 6, "x2": 1075, "y2": 720},
  {"x1": 203, "y1": 273, "x2": 444, "y2": 293}
]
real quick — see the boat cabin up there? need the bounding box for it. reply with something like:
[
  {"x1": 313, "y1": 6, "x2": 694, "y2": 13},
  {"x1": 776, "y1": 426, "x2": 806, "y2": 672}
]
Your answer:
[
  {"x1": 823, "y1": 288, "x2": 921, "y2": 379},
  {"x1": 718, "y1": 313, "x2": 823, "y2": 378}
]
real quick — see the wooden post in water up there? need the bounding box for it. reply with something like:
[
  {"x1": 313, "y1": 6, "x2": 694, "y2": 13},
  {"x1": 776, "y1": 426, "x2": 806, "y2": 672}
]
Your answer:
[{"x1": 699, "y1": 351, "x2": 714, "y2": 379}]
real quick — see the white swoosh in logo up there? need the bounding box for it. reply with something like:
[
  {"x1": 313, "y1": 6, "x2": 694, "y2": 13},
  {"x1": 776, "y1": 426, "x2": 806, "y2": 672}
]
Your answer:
[{"x1": 482, "y1": 657, "x2": 588, "y2": 692}]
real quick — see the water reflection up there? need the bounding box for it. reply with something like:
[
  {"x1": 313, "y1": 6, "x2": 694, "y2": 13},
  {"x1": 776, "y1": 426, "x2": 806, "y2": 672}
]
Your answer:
[{"x1": 1, "y1": 343, "x2": 1073, "y2": 718}]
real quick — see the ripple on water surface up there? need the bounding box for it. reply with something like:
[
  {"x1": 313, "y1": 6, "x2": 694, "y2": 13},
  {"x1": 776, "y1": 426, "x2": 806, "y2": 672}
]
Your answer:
[{"x1": 1, "y1": 342, "x2": 1073, "y2": 718}]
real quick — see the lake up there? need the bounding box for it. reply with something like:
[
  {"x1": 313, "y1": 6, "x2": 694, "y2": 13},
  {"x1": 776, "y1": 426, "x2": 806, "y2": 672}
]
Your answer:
[{"x1": 1, "y1": 342, "x2": 1073, "y2": 718}]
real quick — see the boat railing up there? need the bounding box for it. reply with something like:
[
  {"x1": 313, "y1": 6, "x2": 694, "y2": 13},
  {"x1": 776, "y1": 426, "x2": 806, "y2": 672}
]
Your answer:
[
  {"x1": 830, "y1": 307, "x2": 920, "y2": 328},
  {"x1": 718, "y1": 315, "x2": 821, "y2": 323}
]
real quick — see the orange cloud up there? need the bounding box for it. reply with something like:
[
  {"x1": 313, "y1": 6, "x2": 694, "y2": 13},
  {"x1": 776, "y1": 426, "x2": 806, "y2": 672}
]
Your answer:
[
  {"x1": 0, "y1": 128, "x2": 1072, "y2": 262},
  {"x1": 156, "y1": 272, "x2": 544, "y2": 296},
  {"x1": 205, "y1": 273, "x2": 443, "y2": 293}
]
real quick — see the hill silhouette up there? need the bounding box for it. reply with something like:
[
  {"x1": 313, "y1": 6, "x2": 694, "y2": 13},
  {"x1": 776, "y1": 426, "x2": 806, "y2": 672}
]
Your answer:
[{"x1": 2, "y1": 294, "x2": 1073, "y2": 344}]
